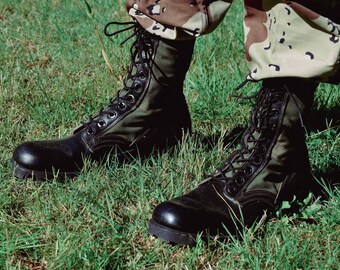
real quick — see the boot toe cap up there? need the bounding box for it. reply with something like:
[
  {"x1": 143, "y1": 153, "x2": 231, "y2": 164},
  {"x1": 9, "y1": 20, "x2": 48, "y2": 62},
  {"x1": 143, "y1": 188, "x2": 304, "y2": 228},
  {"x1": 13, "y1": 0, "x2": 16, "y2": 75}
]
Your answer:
[
  {"x1": 12, "y1": 138, "x2": 83, "y2": 172},
  {"x1": 151, "y1": 195, "x2": 241, "y2": 236},
  {"x1": 152, "y1": 201, "x2": 185, "y2": 231},
  {"x1": 13, "y1": 142, "x2": 44, "y2": 170},
  {"x1": 152, "y1": 200, "x2": 216, "y2": 234}
]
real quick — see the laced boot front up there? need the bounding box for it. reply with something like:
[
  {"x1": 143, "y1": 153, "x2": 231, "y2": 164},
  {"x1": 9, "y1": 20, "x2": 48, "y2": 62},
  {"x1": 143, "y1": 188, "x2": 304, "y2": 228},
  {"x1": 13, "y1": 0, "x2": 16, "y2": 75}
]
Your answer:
[
  {"x1": 12, "y1": 21, "x2": 195, "y2": 181},
  {"x1": 149, "y1": 78, "x2": 317, "y2": 246}
]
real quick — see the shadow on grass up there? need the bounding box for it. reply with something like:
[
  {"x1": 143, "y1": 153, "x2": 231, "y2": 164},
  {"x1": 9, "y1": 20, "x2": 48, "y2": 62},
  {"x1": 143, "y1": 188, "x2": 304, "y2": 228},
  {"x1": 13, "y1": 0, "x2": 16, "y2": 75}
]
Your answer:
[
  {"x1": 196, "y1": 125, "x2": 245, "y2": 151},
  {"x1": 309, "y1": 104, "x2": 340, "y2": 131},
  {"x1": 311, "y1": 168, "x2": 339, "y2": 199},
  {"x1": 309, "y1": 104, "x2": 340, "y2": 198}
]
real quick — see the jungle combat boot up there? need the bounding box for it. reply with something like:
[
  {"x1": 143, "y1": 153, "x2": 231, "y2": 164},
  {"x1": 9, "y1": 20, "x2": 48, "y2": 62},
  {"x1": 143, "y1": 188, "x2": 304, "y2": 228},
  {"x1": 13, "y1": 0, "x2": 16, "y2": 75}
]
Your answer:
[
  {"x1": 12, "y1": 22, "x2": 195, "y2": 181},
  {"x1": 149, "y1": 78, "x2": 317, "y2": 246}
]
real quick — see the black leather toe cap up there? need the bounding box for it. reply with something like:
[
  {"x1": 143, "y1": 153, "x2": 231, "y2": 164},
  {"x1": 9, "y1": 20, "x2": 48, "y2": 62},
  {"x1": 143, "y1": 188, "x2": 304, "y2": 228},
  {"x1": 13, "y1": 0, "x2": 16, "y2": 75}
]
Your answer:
[
  {"x1": 152, "y1": 200, "x2": 229, "y2": 235},
  {"x1": 152, "y1": 201, "x2": 189, "y2": 231},
  {"x1": 12, "y1": 136, "x2": 85, "y2": 172},
  {"x1": 13, "y1": 141, "x2": 46, "y2": 170}
]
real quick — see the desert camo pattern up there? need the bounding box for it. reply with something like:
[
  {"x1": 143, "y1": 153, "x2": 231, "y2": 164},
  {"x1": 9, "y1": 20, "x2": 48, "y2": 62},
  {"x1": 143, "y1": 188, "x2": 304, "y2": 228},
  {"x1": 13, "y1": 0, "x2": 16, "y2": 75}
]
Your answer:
[{"x1": 126, "y1": 0, "x2": 340, "y2": 83}]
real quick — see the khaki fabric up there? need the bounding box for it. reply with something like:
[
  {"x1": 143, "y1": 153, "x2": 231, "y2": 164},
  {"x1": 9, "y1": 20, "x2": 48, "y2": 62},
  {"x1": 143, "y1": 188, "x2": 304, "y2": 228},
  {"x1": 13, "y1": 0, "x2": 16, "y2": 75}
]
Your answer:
[
  {"x1": 243, "y1": 1, "x2": 340, "y2": 83},
  {"x1": 126, "y1": 0, "x2": 340, "y2": 83}
]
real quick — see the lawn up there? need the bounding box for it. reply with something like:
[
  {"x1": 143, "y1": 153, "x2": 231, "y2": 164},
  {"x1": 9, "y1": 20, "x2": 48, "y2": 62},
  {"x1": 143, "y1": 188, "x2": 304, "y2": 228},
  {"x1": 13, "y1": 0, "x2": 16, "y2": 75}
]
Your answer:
[{"x1": 0, "y1": 0, "x2": 339, "y2": 269}]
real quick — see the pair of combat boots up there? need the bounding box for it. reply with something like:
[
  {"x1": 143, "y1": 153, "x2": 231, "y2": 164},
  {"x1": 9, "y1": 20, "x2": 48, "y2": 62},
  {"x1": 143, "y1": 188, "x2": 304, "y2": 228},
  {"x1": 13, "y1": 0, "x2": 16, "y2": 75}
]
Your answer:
[{"x1": 11, "y1": 22, "x2": 317, "y2": 246}]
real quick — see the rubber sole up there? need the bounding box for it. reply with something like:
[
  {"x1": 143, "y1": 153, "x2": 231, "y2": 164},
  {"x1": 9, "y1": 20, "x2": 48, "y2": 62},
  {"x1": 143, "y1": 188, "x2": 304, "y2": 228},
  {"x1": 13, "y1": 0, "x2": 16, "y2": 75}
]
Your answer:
[
  {"x1": 148, "y1": 219, "x2": 199, "y2": 247},
  {"x1": 11, "y1": 159, "x2": 78, "y2": 181}
]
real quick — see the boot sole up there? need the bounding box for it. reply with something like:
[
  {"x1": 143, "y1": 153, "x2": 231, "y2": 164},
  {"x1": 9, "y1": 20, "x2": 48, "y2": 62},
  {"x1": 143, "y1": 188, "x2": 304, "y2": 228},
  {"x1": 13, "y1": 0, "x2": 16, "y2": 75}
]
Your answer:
[
  {"x1": 148, "y1": 219, "x2": 198, "y2": 247},
  {"x1": 11, "y1": 159, "x2": 78, "y2": 181}
]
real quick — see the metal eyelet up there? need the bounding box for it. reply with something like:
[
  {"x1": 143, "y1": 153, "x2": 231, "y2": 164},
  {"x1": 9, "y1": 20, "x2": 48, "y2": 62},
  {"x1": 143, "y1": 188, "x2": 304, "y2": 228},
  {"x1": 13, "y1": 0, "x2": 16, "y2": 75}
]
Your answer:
[
  {"x1": 138, "y1": 70, "x2": 146, "y2": 80},
  {"x1": 271, "y1": 109, "x2": 279, "y2": 117},
  {"x1": 127, "y1": 94, "x2": 135, "y2": 103},
  {"x1": 225, "y1": 185, "x2": 238, "y2": 197},
  {"x1": 254, "y1": 155, "x2": 263, "y2": 165},
  {"x1": 235, "y1": 176, "x2": 245, "y2": 185},
  {"x1": 133, "y1": 82, "x2": 142, "y2": 91},
  {"x1": 259, "y1": 145, "x2": 266, "y2": 154},
  {"x1": 244, "y1": 166, "x2": 253, "y2": 175},
  {"x1": 97, "y1": 120, "x2": 106, "y2": 128},
  {"x1": 108, "y1": 111, "x2": 117, "y2": 119},
  {"x1": 87, "y1": 128, "x2": 95, "y2": 135},
  {"x1": 118, "y1": 102, "x2": 127, "y2": 110}
]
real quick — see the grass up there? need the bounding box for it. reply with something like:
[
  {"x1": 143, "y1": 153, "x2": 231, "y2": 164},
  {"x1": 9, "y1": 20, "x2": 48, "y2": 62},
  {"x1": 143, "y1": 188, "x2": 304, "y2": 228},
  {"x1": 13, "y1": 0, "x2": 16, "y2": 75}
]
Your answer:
[{"x1": 0, "y1": 0, "x2": 339, "y2": 269}]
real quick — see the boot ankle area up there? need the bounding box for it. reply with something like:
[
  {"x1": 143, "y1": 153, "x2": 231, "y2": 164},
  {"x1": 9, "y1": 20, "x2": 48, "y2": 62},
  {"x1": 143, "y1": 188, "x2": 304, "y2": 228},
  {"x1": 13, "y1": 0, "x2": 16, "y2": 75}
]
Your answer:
[
  {"x1": 159, "y1": 37, "x2": 195, "y2": 47},
  {"x1": 263, "y1": 77, "x2": 318, "y2": 88},
  {"x1": 156, "y1": 38, "x2": 195, "y2": 77},
  {"x1": 263, "y1": 77, "x2": 318, "y2": 99},
  {"x1": 263, "y1": 77, "x2": 318, "y2": 122}
]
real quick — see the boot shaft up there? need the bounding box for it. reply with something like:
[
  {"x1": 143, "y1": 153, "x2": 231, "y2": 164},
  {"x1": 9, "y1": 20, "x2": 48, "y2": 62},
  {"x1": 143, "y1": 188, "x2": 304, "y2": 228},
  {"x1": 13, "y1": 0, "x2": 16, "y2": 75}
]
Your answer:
[
  {"x1": 236, "y1": 78, "x2": 317, "y2": 198},
  {"x1": 79, "y1": 24, "x2": 195, "y2": 156}
]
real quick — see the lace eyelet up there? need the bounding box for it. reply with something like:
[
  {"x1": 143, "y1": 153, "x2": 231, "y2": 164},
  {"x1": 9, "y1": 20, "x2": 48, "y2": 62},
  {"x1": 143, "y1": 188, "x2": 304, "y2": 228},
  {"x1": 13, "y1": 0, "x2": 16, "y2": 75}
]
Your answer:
[
  {"x1": 97, "y1": 120, "x2": 106, "y2": 128},
  {"x1": 87, "y1": 128, "x2": 95, "y2": 135},
  {"x1": 108, "y1": 111, "x2": 117, "y2": 119},
  {"x1": 133, "y1": 82, "x2": 143, "y2": 91},
  {"x1": 235, "y1": 176, "x2": 245, "y2": 185},
  {"x1": 259, "y1": 145, "x2": 266, "y2": 154},
  {"x1": 244, "y1": 166, "x2": 253, "y2": 175},
  {"x1": 254, "y1": 155, "x2": 263, "y2": 165},
  {"x1": 118, "y1": 102, "x2": 127, "y2": 110},
  {"x1": 138, "y1": 70, "x2": 146, "y2": 80},
  {"x1": 225, "y1": 185, "x2": 238, "y2": 197},
  {"x1": 271, "y1": 110, "x2": 279, "y2": 117},
  {"x1": 127, "y1": 94, "x2": 135, "y2": 103}
]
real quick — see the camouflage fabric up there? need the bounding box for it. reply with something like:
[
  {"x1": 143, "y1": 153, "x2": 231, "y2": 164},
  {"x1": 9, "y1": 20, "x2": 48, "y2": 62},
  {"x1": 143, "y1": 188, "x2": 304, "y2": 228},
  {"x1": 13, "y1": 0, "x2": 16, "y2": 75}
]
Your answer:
[{"x1": 126, "y1": 0, "x2": 340, "y2": 83}]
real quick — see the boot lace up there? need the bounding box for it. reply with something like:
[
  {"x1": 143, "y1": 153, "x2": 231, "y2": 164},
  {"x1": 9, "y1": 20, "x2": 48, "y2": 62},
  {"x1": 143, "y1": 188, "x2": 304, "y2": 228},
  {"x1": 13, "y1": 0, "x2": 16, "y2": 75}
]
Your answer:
[{"x1": 79, "y1": 20, "x2": 155, "y2": 136}]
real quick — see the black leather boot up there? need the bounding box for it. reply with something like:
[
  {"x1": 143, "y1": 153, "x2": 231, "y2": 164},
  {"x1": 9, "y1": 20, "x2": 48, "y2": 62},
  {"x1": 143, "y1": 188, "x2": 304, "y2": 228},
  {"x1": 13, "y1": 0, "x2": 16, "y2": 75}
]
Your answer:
[
  {"x1": 148, "y1": 78, "x2": 317, "y2": 246},
  {"x1": 12, "y1": 22, "x2": 195, "y2": 180}
]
